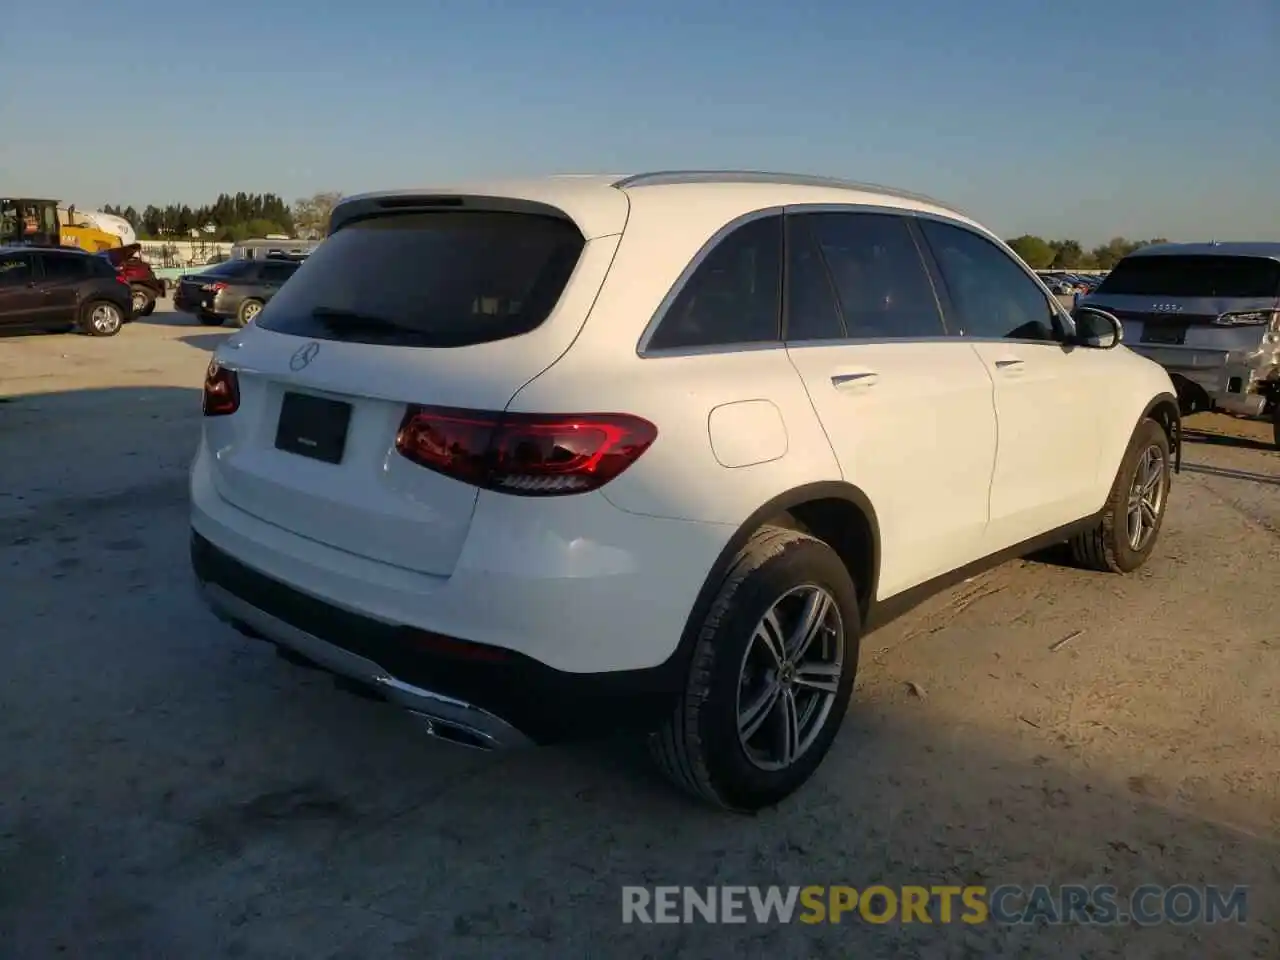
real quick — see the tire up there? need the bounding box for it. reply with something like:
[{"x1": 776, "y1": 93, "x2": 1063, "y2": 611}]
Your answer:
[
  {"x1": 129, "y1": 285, "x2": 155, "y2": 317},
  {"x1": 1271, "y1": 401, "x2": 1280, "y2": 451},
  {"x1": 197, "y1": 313, "x2": 225, "y2": 327},
  {"x1": 79, "y1": 300, "x2": 124, "y2": 337},
  {"x1": 649, "y1": 526, "x2": 861, "y2": 812},
  {"x1": 236, "y1": 299, "x2": 264, "y2": 327},
  {"x1": 1069, "y1": 418, "x2": 1172, "y2": 573}
]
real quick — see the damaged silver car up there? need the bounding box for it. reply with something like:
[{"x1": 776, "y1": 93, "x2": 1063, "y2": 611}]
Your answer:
[{"x1": 1080, "y1": 242, "x2": 1280, "y2": 448}]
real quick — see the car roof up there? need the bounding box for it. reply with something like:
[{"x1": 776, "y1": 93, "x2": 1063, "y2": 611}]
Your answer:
[
  {"x1": 332, "y1": 170, "x2": 984, "y2": 241},
  {"x1": 1128, "y1": 241, "x2": 1280, "y2": 261},
  {"x1": 0, "y1": 244, "x2": 96, "y2": 255}
]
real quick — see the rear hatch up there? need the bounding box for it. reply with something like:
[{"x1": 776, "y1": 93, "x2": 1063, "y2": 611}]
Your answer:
[
  {"x1": 203, "y1": 201, "x2": 625, "y2": 576},
  {"x1": 1085, "y1": 254, "x2": 1280, "y2": 354}
]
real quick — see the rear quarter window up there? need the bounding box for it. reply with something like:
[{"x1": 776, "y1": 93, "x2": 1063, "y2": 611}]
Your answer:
[{"x1": 256, "y1": 211, "x2": 585, "y2": 347}]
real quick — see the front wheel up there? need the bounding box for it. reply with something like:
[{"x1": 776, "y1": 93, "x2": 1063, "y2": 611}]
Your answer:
[
  {"x1": 649, "y1": 526, "x2": 861, "y2": 812},
  {"x1": 1070, "y1": 418, "x2": 1172, "y2": 573},
  {"x1": 80, "y1": 301, "x2": 124, "y2": 337}
]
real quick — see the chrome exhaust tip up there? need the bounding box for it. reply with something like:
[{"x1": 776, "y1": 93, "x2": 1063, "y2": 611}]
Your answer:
[{"x1": 408, "y1": 711, "x2": 499, "y2": 751}]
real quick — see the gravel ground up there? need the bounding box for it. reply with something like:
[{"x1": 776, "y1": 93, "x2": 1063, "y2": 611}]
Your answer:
[{"x1": 1, "y1": 304, "x2": 1277, "y2": 959}]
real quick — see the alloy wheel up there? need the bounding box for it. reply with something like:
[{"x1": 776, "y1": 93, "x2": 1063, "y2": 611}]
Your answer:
[
  {"x1": 1126, "y1": 444, "x2": 1167, "y2": 551},
  {"x1": 736, "y1": 584, "x2": 844, "y2": 771}
]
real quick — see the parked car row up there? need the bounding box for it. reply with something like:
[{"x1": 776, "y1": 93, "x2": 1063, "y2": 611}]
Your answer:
[{"x1": 1037, "y1": 271, "x2": 1107, "y2": 296}]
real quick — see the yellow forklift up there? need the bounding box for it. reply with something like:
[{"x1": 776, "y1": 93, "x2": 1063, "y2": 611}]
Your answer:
[{"x1": 1, "y1": 197, "x2": 123, "y2": 251}]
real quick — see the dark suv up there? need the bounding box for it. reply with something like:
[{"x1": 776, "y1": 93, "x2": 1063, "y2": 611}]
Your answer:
[
  {"x1": 0, "y1": 246, "x2": 134, "y2": 336},
  {"x1": 173, "y1": 255, "x2": 303, "y2": 327}
]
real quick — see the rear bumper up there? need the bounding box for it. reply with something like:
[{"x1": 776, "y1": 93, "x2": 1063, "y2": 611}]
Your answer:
[
  {"x1": 191, "y1": 531, "x2": 685, "y2": 745},
  {"x1": 1127, "y1": 343, "x2": 1275, "y2": 416},
  {"x1": 200, "y1": 578, "x2": 535, "y2": 749}
]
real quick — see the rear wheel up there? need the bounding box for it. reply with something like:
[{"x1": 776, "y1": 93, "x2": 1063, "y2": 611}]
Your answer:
[
  {"x1": 649, "y1": 526, "x2": 860, "y2": 812},
  {"x1": 1070, "y1": 418, "x2": 1171, "y2": 573},
  {"x1": 236, "y1": 299, "x2": 263, "y2": 327},
  {"x1": 130, "y1": 285, "x2": 155, "y2": 317},
  {"x1": 80, "y1": 301, "x2": 124, "y2": 337}
]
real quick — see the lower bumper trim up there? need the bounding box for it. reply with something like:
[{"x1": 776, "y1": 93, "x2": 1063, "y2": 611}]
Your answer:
[{"x1": 202, "y1": 583, "x2": 535, "y2": 751}]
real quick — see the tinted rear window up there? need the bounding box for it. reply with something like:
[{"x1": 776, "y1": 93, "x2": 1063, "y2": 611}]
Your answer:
[
  {"x1": 198, "y1": 259, "x2": 258, "y2": 280},
  {"x1": 256, "y1": 211, "x2": 585, "y2": 347},
  {"x1": 1096, "y1": 255, "x2": 1280, "y2": 298}
]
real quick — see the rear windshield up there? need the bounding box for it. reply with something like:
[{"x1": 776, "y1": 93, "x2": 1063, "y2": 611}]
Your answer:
[
  {"x1": 256, "y1": 211, "x2": 585, "y2": 347},
  {"x1": 1096, "y1": 255, "x2": 1280, "y2": 298}
]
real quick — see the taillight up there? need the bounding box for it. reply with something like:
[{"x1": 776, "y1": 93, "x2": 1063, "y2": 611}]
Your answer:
[
  {"x1": 394, "y1": 407, "x2": 657, "y2": 496},
  {"x1": 201, "y1": 281, "x2": 228, "y2": 293},
  {"x1": 202, "y1": 360, "x2": 240, "y2": 416}
]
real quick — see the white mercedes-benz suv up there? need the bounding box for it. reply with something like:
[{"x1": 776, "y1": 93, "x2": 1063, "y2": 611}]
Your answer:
[{"x1": 191, "y1": 171, "x2": 1181, "y2": 811}]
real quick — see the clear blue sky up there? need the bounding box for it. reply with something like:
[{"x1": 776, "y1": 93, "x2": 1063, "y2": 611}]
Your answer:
[{"x1": 4, "y1": 0, "x2": 1276, "y2": 245}]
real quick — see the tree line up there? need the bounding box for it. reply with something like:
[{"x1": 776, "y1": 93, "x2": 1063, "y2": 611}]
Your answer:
[
  {"x1": 1005, "y1": 235, "x2": 1169, "y2": 272},
  {"x1": 97, "y1": 192, "x2": 1165, "y2": 271},
  {"x1": 99, "y1": 191, "x2": 343, "y2": 243}
]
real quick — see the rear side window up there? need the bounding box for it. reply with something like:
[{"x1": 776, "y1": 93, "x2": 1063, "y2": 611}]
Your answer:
[
  {"x1": 200, "y1": 259, "x2": 259, "y2": 280},
  {"x1": 801, "y1": 212, "x2": 945, "y2": 339},
  {"x1": 1096, "y1": 255, "x2": 1280, "y2": 298},
  {"x1": 0, "y1": 253, "x2": 33, "y2": 286},
  {"x1": 260, "y1": 261, "x2": 298, "y2": 283},
  {"x1": 40, "y1": 255, "x2": 88, "y2": 280},
  {"x1": 88, "y1": 257, "x2": 118, "y2": 278},
  {"x1": 646, "y1": 215, "x2": 783, "y2": 351},
  {"x1": 257, "y1": 211, "x2": 585, "y2": 348}
]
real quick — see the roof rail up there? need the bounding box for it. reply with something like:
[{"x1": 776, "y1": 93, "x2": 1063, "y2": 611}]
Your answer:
[{"x1": 611, "y1": 170, "x2": 955, "y2": 209}]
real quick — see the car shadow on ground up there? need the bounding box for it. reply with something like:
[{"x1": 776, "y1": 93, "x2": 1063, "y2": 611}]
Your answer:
[
  {"x1": 1182, "y1": 429, "x2": 1275, "y2": 454},
  {"x1": 132, "y1": 310, "x2": 218, "y2": 331},
  {"x1": 1181, "y1": 463, "x2": 1280, "y2": 487},
  {"x1": 2, "y1": 384, "x2": 1276, "y2": 958},
  {"x1": 177, "y1": 334, "x2": 230, "y2": 353}
]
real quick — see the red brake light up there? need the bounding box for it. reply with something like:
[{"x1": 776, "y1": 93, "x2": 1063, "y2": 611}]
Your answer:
[
  {"x1": 201, "y1": 281, "x2": 228, "y2": 292},
  {"x1": 202, "y1": 360, "x2": 240, "y2": 416},
  {"x1": 394, "y1": 407, "x2": 657, "y2": 496}
]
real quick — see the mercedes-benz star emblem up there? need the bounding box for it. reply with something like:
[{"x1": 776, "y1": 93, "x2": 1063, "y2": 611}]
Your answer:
[{"x1": 289, "y1": 342, "x2": 321, "y2": 371}]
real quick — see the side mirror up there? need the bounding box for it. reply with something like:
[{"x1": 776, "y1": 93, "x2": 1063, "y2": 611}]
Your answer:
[{"x1": 1071, "y1": 306, "x2": 1124, "y2": 349}]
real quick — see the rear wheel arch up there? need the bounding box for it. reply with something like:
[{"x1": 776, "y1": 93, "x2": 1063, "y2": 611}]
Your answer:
[
  {"x1": 668, "y1": 481, "x2": 880, "y2": 675},
  {"x1": 1140, "y1": 391, "x2": 1181, "y2": 467}
]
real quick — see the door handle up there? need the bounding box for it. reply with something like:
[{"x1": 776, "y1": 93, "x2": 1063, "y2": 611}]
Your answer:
[
  {"x1": 831, "y1": 371, "x2": 879, "y2": 389},
  {"x1": 994, "y1": 358, "x2": 1024, "y2": 370}
]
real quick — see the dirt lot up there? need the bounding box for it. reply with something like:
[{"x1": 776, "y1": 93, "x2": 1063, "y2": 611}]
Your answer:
[{"x1": 2, "y1": 304, "x2": 1277, "y2": 958}]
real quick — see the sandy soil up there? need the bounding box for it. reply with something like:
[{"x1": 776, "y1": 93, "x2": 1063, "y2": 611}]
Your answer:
[{"x1": 1, "y1": 304, "x2": 1277, "y2": 958}]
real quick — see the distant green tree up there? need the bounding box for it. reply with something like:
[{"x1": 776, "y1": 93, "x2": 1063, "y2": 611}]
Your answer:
[{"x1": 1006, "y1": 235, "x2": 1056, "y2": 269}]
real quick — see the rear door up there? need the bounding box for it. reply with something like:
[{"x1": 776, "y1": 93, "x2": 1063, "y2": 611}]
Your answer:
[
  {"x1": 36, "y1": 252, "x2": 90, "y2": 326},
  {"x1": 257, "y1": 259, "x2": 299, "y2": 303},
  {"x1": 781, "y1": 210, "x2": 997, "y2": 598},
  {"x1": 917, "y1": 217, "x2": 1106, "y2": 551},
  {"x1": 203, "y1": 208, "x2": 618, "y2": 576},
  {"x1": 0, "y1": 252, "x2": 45, "y2": 327}
]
